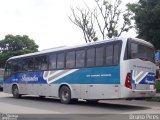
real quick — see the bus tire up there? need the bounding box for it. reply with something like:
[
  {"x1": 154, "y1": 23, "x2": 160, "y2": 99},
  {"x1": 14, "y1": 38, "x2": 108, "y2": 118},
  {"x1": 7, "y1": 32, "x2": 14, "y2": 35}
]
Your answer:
[
  {"x1": 59, "y1": 86, "x2": 72, "y2": 104},
  {"x1": 12, "y1": 85, "x2": 21, "y2": 98}
]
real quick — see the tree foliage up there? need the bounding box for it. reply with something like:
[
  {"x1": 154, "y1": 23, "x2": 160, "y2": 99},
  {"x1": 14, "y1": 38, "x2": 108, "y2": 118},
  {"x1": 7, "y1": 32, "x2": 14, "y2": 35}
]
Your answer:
[
  {"x1": 128, "y1": 0, "x2": 160, "y2": 49},
  {"x1": 0, "y1": 34, "x2": 39, "y2": 68},
  {"x1": 69, "y1": 0, "x2": 133, "y2": 43}
]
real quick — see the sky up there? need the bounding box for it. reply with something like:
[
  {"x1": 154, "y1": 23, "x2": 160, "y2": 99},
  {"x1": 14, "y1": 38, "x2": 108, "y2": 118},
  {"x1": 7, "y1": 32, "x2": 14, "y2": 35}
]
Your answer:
[{"x1": 0, "y1": 0, "x2": 138, "y2": 50}]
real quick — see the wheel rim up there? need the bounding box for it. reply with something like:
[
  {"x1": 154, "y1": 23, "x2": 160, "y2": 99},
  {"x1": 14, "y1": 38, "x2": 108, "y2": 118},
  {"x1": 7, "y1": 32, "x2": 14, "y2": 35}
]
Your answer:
[{"x1": 62, "y1": 90, "x2": 69, "y2": 101}]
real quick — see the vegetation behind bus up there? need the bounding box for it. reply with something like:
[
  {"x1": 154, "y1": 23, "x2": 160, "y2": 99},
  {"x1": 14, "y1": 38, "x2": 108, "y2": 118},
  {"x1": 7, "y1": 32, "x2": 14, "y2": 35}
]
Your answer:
[
  {"x1": 128, "y1": 0, "x2": 160, "y2": 50},
  {"x1": 69, "y1": 0, "x2": 133, "y2": 43},
  {"x1": 147, "y1": 80, "x2": 160, "y2": 102},
  {"x1": 0, "y1": 34, "x2": 39, "y2": 68},
  {"x1": 156, "y1": 80, "x2": 160, "y2": 92}
]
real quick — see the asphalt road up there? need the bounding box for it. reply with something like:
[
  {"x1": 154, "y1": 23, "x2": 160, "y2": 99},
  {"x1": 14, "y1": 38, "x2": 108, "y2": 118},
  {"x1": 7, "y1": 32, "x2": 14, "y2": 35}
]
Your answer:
[{"x1": 0, "y1": 92, "x2": 160, "y2": 120}]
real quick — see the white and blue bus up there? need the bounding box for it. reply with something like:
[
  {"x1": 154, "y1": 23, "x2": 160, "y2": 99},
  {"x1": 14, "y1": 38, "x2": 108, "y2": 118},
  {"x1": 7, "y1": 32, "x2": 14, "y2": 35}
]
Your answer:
[{"x1": 3, "y1": 37, "x2": 156, "y2": 104}]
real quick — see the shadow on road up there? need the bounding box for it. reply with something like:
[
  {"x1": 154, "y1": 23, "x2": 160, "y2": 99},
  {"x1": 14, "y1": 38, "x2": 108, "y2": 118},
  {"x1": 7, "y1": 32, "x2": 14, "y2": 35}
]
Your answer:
[{"x1": 0, "y1": 95, "x2": 150, "y2": 113}]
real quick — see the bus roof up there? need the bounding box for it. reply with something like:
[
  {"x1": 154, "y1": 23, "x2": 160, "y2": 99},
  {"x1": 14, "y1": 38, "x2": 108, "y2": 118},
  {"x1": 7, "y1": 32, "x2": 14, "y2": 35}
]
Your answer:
[{"x1": 7, "y1": 37, "x2": 154, "y2": 60}]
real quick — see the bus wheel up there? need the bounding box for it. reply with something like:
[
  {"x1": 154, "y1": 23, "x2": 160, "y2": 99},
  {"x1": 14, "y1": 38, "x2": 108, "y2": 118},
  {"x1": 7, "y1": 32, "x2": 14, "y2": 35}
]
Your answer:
[
  {"x1": 12, "y1": 85, "x2": 21, "y2": 98},
  {"x1": 59, "y1": 86, "x2": 72, "y2": 104}
]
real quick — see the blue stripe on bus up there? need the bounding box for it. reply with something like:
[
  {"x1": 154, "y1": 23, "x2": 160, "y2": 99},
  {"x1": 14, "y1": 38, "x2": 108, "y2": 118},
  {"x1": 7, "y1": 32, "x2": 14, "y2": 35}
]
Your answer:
[
  {"x1": 4, "y1": 66, "x2": 120, "y2": 84},
  {"x1": 138, "y1": 72, "x2": 155, "y2": 84},
  {"x1": 52, "y1": 67, "x2": 120, "y2": 84},
  {"x1": 131, "y1": 70, "x2": 155, "y2": 84}
]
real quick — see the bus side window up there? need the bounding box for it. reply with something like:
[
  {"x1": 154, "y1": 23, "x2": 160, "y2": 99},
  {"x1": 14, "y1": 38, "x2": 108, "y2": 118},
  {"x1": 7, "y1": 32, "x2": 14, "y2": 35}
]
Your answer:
[
  {"x1": 106, "y1": 45, "x2": 113, "y2": 66},
  {"x1": 11, "y1": 60, "x2": 19, "y2": 74},
  {"x1": 66, "y1": 51, "x2": 75, "y2": 69},
  {"x1": 96, "y1": 46, "x2": 104, "y2": 66},
  {"x1": 76, "y1": 50, "x2": 85, "y2": 68},
  {"x1": 113, "y1": 44, "x2": 120, "y2": 65},
  {"x1": 48, "y1": 53, "x2": 57, "y2": 70},
  {"x1": 28, "y1": 58, "x2": 34, "y2": 71},
  {"x1": 22, "y1": 59, "x2": 28, "y2": 71},
  {"x1": 35, "y1": 56, "x2": 48, "y2": 70},
  {"x1": 35, "y1": 57, "x2": 41, "y2": 70},
  {"x1": 41, "y1": 56, "x2": 48, "y2": 70},
  {"x1": 86, "y1": 48, "x2": 95, "y2": 67},
  {"x1": 57, "y1": 53, "x2": 65, "y2": 69},
  {"x1": 17, "y1": 60, "x2": 23, "y2": 71}
]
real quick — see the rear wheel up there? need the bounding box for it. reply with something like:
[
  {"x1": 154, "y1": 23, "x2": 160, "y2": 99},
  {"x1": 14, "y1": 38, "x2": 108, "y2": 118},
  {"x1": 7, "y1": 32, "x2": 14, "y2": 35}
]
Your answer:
[
  {"x1": 59, "y1": 86, "x2": 72, "y2": 104},
  {"x1": 12, "y1": 85, "x2": 21, "y2": 98}
]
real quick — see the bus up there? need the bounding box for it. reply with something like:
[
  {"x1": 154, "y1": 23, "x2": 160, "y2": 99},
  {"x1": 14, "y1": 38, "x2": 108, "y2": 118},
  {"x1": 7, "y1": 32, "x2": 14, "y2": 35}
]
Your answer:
[
  {"x1": 3, "y1": 37, "x2": 156, "y2": 104},
  {"x1": 0, "y1": 69, "x2": 4, "y2": 90}
]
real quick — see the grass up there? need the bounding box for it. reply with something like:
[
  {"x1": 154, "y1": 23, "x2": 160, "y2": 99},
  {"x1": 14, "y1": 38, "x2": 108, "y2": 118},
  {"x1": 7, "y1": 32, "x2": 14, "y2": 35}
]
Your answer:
[
  {"x1": 145, "y1": 80, "x2": 160, "y2": 102},
  {"x1": 156, "y1": 80, "x2": 160, "y2": 92}
]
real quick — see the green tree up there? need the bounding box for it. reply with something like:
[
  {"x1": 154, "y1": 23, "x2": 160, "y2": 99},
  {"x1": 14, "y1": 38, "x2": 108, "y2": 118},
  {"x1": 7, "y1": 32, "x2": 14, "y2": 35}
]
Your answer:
[
  {"x1": 69, "y1": 0, "x2": 133, "y2": 43},
  {"x1": 0, "y1": 34, "x2": 39, "y2": 68},
  {"x1": 128, "y1": 0, "x2": 160, "y2": 49}
]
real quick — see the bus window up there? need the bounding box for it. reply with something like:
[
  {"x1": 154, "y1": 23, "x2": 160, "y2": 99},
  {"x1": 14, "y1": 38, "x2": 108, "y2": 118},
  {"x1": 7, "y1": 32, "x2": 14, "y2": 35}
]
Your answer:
[
  {"x1": 12, "y1": 60, "x2": 19, "y2": 73},
  {"x1": 113, "y1": 44, "x2": 120, "y2": 65},
  {"x1": 87, "y1": 48, "x2": 95, "y2": 67},
  {"x1": 76, "y1": 50, "x2": 85, "y2": 68},
  {"x1": 22, "y1": 59, "x2": 28, "y2": 71},
  {"x1": 20, "y1": 58, "x2": 34, "y2": 71},
  {"x1": 34, "y1": 57, "x2": 41, "y2": 70},
  {"x1": 17, "y1": 60, "x2": 23, "y2": 71},
  {"x1": 130, "y1": 42, "x2": 154, "y2": 62},
  {"x1": 106, "y1": 45, "x2": 113, "y2": 66},
  {"x1": 66, "y1": 51, "x2": 75, "y2": 69},
  {"x1": 57, "y1": 53, "x2": 65, "y2": 69},
  {"x1": 35, "y1": 56, "x2": 48, "y2": 70},
  {"x1": 28, "y1": 58, "x2": 34, "y2": 70},
  {"x1": 48, "y1": 53, "x2": 57, "y2": 70},
  {"x1": 96, "y1": 47, "x2": 104, "y2": 66},
  {"x1": 41, "y1": 56, "x2": 48, "y2": 70},
  {"x1": 130, "y1": 43, "x2": 138, "y2": 58}
]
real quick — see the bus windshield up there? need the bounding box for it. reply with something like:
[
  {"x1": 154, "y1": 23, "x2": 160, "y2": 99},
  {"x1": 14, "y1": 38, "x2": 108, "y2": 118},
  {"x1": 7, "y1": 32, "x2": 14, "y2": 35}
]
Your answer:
[{"x1": 129, "y1": 42, "x2": 154, "y2": 62}]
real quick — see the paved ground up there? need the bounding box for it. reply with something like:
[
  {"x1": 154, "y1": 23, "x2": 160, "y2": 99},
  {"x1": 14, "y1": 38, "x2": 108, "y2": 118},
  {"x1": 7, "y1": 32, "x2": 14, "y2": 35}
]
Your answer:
[{"x1": 0, "y1": 92, "x2": 160, "y2": 120}]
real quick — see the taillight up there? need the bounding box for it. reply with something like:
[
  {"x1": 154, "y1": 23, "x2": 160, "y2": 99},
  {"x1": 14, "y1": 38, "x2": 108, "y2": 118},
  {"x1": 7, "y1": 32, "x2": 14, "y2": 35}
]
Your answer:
[{"x1": 125, "y1": 73, "x2": 132, "y2": 89}]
